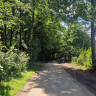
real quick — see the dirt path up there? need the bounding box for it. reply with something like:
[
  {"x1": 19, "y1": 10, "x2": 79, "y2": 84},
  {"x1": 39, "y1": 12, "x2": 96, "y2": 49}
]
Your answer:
[
  {"x1": 59, "y1": 63, "x2": 96, "y2": 96},
  {"x1": 16, "y1": 61, "x2": 95, "y2": 96}
]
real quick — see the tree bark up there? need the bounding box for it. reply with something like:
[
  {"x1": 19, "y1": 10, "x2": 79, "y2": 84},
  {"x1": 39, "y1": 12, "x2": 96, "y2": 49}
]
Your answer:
[
  {"x1": 4, "y1": 24, "x2": 6, "y2": 46},
  {"x1": 20, "y1": 22, "x2": 22, "y2": 50},
  {"x1": 10, "y1": 7, "x2": 15, "y2": 46},
  {"x1": 10, "y1": 28, "x2": 13, "y2": 46},
  {"x1": 30, "y1": 0, "x2": 35, "y2": 42},
  {"x1": 0, "y1": 28, "x2": 3, "y2": 43},
  {"x1": 19, "y1": 5, "x2": 22, "y2": 50},
  {"x1": 3, "y1": 1, "x2": 7, "y2": 46}
]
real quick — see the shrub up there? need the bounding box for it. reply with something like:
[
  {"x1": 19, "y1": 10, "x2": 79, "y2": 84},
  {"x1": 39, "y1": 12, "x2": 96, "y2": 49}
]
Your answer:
[
  {"x1": 0, "y1": 44, "x2": 30, "y2": 82},
  {"x1": 72, "y1": 48, "x2": 92, "y2": 69},
  {"x1": 0, "y1": 65, "x2": 4, "y2": 82}
]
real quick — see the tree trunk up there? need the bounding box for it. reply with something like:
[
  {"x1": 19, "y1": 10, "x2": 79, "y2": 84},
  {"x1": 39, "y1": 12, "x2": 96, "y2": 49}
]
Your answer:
[
  {"x1": 19, "y1": 0, "x2": 22, "y2": 50},
  {"x1": 3, "y1": 1, "x2": 7, "y2": 46},
  {"x1": 19, "y1": 7, "x2": 22, "y2": 50},
  {"x1": 10, "y1": 7, "x2": 15, "y2": 46},
  {"x1": 4, "y1": 24, "x2": 6, "y2": 46},
  {"x1": 91, "y1": 0, "x2": 95, "y2": 67},
  {"x1": 30, "y1": 0, "x2": 35, "y2": 42},
  {"x1": 10, "y1": 28, "x2": 13, "y2": 46},
  {"x1": 29, "y1": 0, "x2": 35, "y2": 66},
  {"x1": 20, "y1": 22, "x2": 22, "y2": 50},
  {"x1": 0, "y1": 28, "x2": 3, "y2": 43}
]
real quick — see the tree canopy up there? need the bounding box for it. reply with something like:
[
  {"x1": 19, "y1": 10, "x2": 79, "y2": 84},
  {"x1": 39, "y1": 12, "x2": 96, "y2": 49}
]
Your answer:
[{"x1": 0, "y1": 0, "x2": 96, "y2": 68}]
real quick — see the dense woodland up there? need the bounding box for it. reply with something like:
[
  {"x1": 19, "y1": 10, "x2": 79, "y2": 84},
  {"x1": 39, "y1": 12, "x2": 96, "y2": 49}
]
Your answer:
[{"x1": 0, "y1": 0, "x2": 96, "y2": 82}]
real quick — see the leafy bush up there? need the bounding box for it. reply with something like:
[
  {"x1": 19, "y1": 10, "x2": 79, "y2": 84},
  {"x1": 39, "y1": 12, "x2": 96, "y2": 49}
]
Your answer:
[
  {"x1": 0, "y1": 44, "x2": 30, "y2": 82},
  {"x1": 72, "y1": 48, "x2": 92, "y2": 69},
  {"x1": 0, "y1": 65, "x2": 4, "y2": 82}
]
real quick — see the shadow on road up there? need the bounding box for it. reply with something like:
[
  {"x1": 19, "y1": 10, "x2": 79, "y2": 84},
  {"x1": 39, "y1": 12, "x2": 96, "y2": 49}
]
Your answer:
[
  {"x1": 61, "y1": 64, "x2": 96, "y2": 96},
  {"x1": 19, "y1": 62, "x2": 94, "y2": 96}
]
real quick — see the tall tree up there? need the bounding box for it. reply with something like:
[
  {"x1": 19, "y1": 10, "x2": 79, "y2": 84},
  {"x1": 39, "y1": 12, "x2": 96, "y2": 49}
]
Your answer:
[
  {"x1": 10, "y1": 4, "x2": 15, "y2": 46},
  {"x1": 91, "y1": 0, "x2": 95, "y2": 67},
  {"x1": 30, "y1": 0, "x2": 35, "y2": 42},
  {"x1": 19, "y1": 0, "x2": 22, "y2": 50}
]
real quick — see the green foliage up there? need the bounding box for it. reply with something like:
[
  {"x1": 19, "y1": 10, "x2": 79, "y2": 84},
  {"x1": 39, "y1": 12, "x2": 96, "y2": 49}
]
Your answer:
[
  {"x1": 29, "y1": 38, "x2": 41, "y2": 64},
  {"x1": 0, "y1": 0, "x2": 94, "y2": 74},
  {"x1": 72, "y1": 48, "x2": 92, "y2": 69},
  {"x1": 0, "y1": 65, "x2": 40, "y2": 96},
  {"x1": 58, "y1": 23, "x2": 90, "y2": 60},
  {"x1": 0, "y1": 44, "x2": 30, "y2": 82}
]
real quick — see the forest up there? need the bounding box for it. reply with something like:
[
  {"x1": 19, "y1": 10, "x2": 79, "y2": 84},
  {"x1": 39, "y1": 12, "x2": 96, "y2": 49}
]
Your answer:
[{"x1": 0, "y1": 0, "x2": 96, "y2": 95}]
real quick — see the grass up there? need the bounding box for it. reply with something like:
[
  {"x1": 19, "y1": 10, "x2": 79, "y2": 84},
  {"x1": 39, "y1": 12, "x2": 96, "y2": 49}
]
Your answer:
[
  {"x1": 72, "y1": 63, "x2": 88, "y2": 70},
  {"x1": 0, "y1": 65, "x2": 40, "y2": 96}
]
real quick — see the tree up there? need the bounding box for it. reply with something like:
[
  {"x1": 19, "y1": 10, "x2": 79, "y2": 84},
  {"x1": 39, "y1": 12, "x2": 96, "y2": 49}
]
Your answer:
[
  {"x1": 30, "y1": 0, "x2": 35, "y2": 42},
  {"x1": 91, "y1": 0, "x2": 95, "y2": 67},
  {"x1": 58, "y1": 23, "x2": 90, "y2": 61}
]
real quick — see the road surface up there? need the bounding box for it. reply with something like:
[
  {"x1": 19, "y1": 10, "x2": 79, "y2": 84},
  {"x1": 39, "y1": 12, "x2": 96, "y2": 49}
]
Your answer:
[{"x1": 16, "y1": 61, "x2": 94, "y2": 96}]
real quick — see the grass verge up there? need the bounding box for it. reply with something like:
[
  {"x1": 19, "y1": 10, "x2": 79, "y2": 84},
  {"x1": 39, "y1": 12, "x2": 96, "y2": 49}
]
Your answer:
[
  {"x1": 0, "y1": 65, "x2": 40, "y2": 96},
  {"x1": 72, "y1": 63, "x2": 87, "y2": 70}
]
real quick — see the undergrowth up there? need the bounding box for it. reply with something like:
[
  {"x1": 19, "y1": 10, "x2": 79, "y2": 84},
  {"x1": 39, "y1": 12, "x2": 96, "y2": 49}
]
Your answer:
[
  {"x1": 0, "y1": 65, "x2": 40, "y2": 96},
  {"x1": 72, "y1": 48, "x2": 92, "y2": 69}
]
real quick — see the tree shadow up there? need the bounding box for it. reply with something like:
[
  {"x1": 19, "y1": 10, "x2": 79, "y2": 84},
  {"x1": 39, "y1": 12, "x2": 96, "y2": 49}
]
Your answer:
[
  {"x1": 19, "y1": 62, "x2": 93, "y2": 96},
  {"x1": 0, "y1": 65, "x2": 40, "y2": 96},
  {"x1": 62, "y1": 65, "x2": 96, "y2": 96}
]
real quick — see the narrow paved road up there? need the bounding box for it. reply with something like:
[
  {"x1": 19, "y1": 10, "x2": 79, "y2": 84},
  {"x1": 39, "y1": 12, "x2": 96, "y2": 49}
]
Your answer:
[{"x1": 16, "y1": 61, "x2": 94, "y2": 96}]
